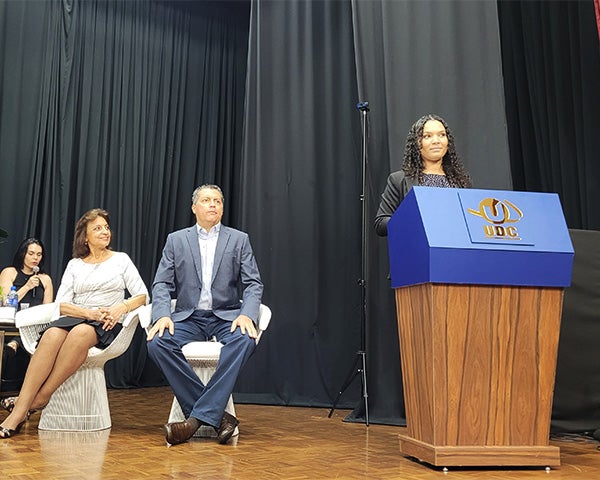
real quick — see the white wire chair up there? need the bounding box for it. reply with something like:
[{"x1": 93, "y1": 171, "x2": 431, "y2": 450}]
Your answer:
[{"x1": 16, "y1": 302, "x2": 149, "y2": 431}]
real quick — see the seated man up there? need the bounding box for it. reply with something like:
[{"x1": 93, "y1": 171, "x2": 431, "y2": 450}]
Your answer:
[{"x1": 147, "y1": 184, "x2": 263, "y2": 445}]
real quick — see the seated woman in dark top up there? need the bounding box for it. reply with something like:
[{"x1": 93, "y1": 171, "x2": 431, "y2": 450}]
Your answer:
[
  {"x1": 0, "y1": 238, "x2": 54, "y2": 357},
  {"x1": 374, "y1": 114, "x2": 472, "y2": 236}
]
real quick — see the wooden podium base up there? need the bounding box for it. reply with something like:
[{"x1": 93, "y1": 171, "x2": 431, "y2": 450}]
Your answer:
[
  {"x1": 395, "y1": 283, "x2": 564, "y2": 468},
  {"x1": 399, "y1": 434, "x2": 560, "y2": 467}
]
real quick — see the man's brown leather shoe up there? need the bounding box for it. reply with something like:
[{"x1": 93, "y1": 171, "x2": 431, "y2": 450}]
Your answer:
[
  {"x1": 164, "y1": 417, "x2": 200, "y2": 445},
  {"x1": 217, "y1": 412, "x2": 239, "y2": 444}
]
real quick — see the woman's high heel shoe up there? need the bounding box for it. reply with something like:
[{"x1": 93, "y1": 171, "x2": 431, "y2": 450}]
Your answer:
[
  {"x1": 0, "y1": 396, "x2": 17, "y2": 414},
  {"x1": 0, "y1": 397, "x2": 44, "y2": 417},
  {"x1": 0, "y1": 419, "x2": 26, "y2": 439}
]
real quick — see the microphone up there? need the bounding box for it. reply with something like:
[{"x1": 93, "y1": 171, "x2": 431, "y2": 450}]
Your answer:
[
  {"x1": 32, "y1": 266, "x2": 39, "y2": 298},
  {"x1": 356, "y1": 101, "x2": 369, "y2": 112}
]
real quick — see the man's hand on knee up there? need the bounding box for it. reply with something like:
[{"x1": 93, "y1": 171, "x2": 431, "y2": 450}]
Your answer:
[
  {"x1": 231, "y1": 315, "x2": 257, "y2": 339},
  {"x1": 147, "y1": 316, "x2": 175, "y2": 341}
]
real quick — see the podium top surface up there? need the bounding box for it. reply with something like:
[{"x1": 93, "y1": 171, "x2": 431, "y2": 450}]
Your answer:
[{"x1": 387, "y1": 187, "x2": 574, "y2": 288}]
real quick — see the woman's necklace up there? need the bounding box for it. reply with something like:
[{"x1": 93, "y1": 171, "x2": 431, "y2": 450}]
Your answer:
[{"x1": 87, "y1": 249, "x2": 108, "y2": 264}]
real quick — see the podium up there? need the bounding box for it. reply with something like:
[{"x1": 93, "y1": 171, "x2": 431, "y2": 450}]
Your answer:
[{"x1": 388, "y1": 187, "x2": 574, "y2": 467}]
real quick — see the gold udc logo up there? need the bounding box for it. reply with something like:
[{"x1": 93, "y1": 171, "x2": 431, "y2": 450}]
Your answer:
[{"x1": 467, "y1": 198, "x2": 523, "y2": 239}]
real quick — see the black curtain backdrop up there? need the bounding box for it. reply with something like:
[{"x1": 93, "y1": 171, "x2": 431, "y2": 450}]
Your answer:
[
  {"x1": 554, "y1": 230, "x2": 600, "y2": 433},
  {"x1": 0, "y1": 0, "x2": 250, "y2": 387},
  {"x1": 236, "y1": 0, "x2": 362, "y2": 407},
  {"x1": 498, "y1": 0, "x2": 600, "y2": 230},
  {"x1": 1, "y1": 0, "x2": 599, "y2": 433}
]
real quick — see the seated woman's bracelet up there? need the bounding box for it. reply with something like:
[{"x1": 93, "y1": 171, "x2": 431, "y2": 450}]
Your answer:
[{"x1": 123, "y1": 300, "x2": 130, "y2": 313}]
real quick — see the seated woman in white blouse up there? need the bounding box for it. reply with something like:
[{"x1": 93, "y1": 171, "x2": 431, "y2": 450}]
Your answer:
[{"x1": 0, "y1": 208, "x2": 148, "y2": 438}]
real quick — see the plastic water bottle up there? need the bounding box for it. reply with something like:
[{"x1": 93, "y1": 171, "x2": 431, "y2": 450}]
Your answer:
[{"x1": 7, "y1": 285, "x2": 19, "y2": 310}]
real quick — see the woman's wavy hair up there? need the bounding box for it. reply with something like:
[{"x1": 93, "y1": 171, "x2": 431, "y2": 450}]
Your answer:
[
  {"x1": 402, "y1": 114, "x2": 472, "y2": 188},
  {"x1": 12, "y1": 238, "x2": 47, "y2": 273},
  {"x1": 72, "y1": 208, "x2": 111, "y2": 258}
]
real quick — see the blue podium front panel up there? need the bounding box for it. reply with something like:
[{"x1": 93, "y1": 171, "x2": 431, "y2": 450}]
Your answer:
[{"x1": 387, "y1": 187, "x2": 574, "y2": 288}]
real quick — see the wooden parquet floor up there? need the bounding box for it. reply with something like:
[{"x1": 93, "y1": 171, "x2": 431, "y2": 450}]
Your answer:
[{"x1": 1, "y1": 386, "x2": 599, "y2": 479}]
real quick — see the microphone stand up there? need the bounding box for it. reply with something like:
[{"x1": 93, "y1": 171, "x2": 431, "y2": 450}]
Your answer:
[{"x1": 328, "y1": 101, "x2": 370, "y2": 426}]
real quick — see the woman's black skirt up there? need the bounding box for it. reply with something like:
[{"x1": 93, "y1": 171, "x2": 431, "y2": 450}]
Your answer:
[{"x1": 41, "y1": 316, "x2": 122, "y2": 349}]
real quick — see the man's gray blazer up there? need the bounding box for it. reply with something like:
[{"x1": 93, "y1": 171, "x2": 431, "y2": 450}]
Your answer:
[{"x1": 151, "y1": 224, "x2": 263, "y2": 324}]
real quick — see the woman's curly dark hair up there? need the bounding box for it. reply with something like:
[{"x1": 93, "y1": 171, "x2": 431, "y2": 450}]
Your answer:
[{"x1": 402, "y1": 114, "x2": 472, "y2": 188}]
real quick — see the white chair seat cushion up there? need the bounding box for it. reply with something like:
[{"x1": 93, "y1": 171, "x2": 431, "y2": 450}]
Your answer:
[{"x1": 181, "y1": 341, "x2": 223, "y2": 360}]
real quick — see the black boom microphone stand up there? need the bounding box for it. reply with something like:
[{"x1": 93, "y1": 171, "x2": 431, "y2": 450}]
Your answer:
[{"x1": 328, "y1": 101, "x2": 370, "y2": 426}]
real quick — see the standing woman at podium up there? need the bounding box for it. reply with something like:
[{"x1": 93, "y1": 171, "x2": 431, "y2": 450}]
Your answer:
[{"x1": 374, "y1": 114, "x2": 471, "y2": 236}]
